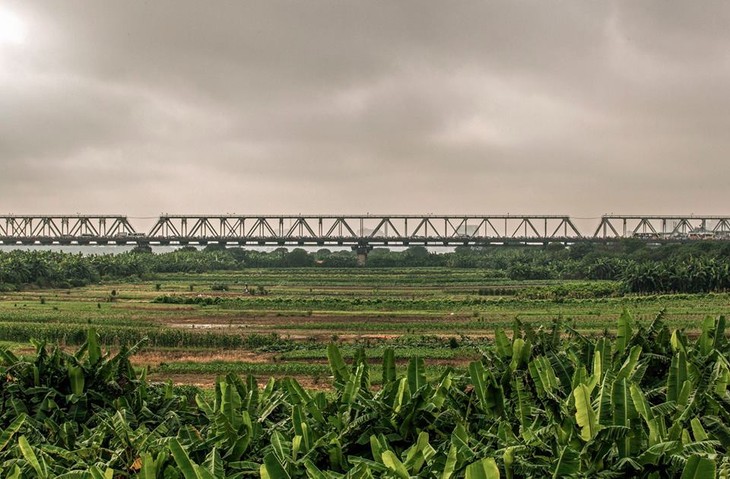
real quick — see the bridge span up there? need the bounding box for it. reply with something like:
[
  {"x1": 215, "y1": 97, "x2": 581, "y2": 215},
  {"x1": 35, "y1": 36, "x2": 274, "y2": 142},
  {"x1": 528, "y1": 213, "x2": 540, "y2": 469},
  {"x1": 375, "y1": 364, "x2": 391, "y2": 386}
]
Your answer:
[{"x1": 2, "y1": 214, "x2": 730, "y2": 249}]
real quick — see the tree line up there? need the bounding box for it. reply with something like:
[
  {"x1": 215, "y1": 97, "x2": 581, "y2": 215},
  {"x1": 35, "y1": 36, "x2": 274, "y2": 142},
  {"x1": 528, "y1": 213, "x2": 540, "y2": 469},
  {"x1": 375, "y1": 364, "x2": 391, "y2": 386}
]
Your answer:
[{"x1": 2, "y1": 239, "x2": 730, "y2": 293}]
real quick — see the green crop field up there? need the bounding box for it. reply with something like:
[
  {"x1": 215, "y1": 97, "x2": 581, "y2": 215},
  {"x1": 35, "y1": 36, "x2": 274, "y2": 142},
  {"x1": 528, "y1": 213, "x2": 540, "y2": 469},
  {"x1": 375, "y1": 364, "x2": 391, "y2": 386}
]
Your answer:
[
  {"x1": 1, "y1": 264, "x2": 730, "y2": 476},
  {"x1": 0, "y1": 311, "x2": 728, "y2": 476},
  {"x1": 0, "y1": 268, "x2": 728, "y2": 390}
]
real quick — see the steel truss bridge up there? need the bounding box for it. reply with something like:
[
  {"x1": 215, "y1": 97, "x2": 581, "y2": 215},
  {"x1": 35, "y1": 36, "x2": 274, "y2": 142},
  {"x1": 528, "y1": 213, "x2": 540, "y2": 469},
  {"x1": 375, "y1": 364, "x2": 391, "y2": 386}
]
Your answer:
[{"x1": 2, "y1": 214, "x2": 730, "y2": 248}]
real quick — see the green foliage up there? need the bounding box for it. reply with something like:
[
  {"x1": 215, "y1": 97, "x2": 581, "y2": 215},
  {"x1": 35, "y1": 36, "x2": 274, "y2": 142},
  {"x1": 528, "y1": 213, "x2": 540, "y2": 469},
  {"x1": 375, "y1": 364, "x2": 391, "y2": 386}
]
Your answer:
[
  {"x1": 0, "y1": 322, "x2": 288, "y2": 349},
  {"x1": 621, "y1": 257, "x2": 730, "y2": 294},
  {"x1": 4, "y1": 240, "x2": 730, "y2": 294},
  {"x1": 0, "y1": 313, "x2": 728, "y2": 477}
]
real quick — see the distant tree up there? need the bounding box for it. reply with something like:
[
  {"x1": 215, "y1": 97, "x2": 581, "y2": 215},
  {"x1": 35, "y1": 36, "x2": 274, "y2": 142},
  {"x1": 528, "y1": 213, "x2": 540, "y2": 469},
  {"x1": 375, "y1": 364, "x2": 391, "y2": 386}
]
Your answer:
[
  {"x1": 130, "y1": 244, "x2": 152, "y2": 254},
  {"x1": 368, "y1": 248, "x2": 399, "y2": 267},
  {"x1": 286, "y1": 248, "x2": 313, "y2": 267},
  {"x1": 322, "y1": 251, "x2": 358, "y2": 267},
  {"x1": 453, "y1": 245, "x2": 473, "y2": 255},
  {"x1": 226, "y1": 248, "x2": 247, "y2": 262},
  {"x1": 404, "y1": 245, "x2": 430, "y2": 266},
  {"x1": 546, "y1": 242, "x2": 567, "y2": 253},
  {"x1": 567, "y1": 242, "x2": 594, "y2": 260}
]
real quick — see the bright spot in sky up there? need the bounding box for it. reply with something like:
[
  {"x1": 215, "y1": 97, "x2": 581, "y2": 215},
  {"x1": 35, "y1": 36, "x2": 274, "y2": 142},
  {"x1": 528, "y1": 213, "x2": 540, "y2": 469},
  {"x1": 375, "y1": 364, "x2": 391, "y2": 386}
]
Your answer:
[{"x1": 0, "y1": 9, "x2": 26, "y2": 45}]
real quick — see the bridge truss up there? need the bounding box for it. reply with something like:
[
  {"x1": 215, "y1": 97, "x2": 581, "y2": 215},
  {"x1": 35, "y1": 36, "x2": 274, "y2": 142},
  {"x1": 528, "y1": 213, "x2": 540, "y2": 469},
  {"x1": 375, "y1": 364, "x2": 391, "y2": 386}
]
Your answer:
[
  {"x1": 593, "y1": 215, "x2": 730, "y2": 240},
  {"x1": 1, "y1": 214, "x2": 729, "y2": 246},
  {"x1": 145, "y1": 215, "x2": 582, "y2": 245},
  {"x1": 0, "y1": 215, "x2": 137, "y2": 244}
]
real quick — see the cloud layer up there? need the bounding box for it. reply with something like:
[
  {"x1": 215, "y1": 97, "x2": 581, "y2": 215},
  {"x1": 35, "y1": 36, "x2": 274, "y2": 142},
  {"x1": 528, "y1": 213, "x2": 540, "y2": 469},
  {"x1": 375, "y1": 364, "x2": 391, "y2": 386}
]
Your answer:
[{"x1": 2, "y1": 1, "x2": 729, "y2": 217}]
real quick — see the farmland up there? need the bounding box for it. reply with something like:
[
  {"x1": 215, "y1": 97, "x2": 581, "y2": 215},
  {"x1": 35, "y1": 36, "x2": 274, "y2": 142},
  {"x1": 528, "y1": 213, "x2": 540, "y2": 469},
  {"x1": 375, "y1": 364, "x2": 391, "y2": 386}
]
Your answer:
[
  {"x1": 0, "y1": 307, "x2": 728, "y2": 476},
  {"x1": 1, "y1": 260, "x2": 730, "y2": 476},
  {"x1": 0, "y1": 267, "x2": 728, "y2": 389}
]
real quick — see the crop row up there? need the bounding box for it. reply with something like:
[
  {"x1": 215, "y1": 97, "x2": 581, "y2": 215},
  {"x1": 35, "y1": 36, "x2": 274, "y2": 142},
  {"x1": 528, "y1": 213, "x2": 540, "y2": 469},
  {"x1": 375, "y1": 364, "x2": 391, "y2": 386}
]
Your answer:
[
  {"x1": 154, "y1": 359, "x2": 454, "y2": 383},
  {"x1": 152, "y1": 290, "x2": 730, "y2": 310},
  {"x1": 277, "y1": 346, "x2": 479, "y2": 361},
  {"x1": 0, "y1": 322, "x2": 286, "y2": 349},
  {"x1": 156, "y1": 360, "x2": 332, "y2": 376}
]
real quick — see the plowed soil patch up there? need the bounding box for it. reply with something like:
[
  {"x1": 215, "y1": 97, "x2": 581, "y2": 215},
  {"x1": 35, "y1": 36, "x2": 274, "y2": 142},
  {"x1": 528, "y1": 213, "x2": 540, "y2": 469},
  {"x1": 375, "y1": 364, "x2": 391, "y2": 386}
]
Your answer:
[{"x1": 132, "y1": 350, "x2": 272, "y2": 367}]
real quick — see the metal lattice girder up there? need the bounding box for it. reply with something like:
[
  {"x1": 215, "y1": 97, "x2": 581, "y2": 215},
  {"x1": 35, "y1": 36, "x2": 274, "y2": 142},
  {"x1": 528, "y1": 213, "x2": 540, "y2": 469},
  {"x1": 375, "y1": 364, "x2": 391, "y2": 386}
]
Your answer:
[
  {"x1": 144, "y1": 215, "x2": 582, "y2": 244},
  {"x1": 713, "y1": 219, "x2": 730, "y2": 233},
  {"x1": 592, "y1": 215, "x2": 730, "y2": 239},
  {"x1": 4, "y1": 213, "x2": 730, "y2": 245},
  {"x1": 0, "y1": 215, "x2": 135, "y2": 240}
]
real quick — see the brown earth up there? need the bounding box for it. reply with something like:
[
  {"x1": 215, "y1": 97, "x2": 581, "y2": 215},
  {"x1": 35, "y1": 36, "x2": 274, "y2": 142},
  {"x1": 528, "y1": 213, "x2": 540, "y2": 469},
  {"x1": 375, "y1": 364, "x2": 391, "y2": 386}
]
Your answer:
[
  {"x1": 150, "y1": 373, "x2": 334, "y2": 391},
  {"x1": 131, "y1": 349, "x2": 273, "y2": 367}
]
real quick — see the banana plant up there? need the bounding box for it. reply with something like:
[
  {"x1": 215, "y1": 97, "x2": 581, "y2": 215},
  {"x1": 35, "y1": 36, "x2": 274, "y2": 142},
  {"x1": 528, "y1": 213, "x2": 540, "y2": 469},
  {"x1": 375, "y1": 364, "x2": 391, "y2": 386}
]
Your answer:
[{"x1": 0, "y1": 314, "x2": 727, "y2": 478}]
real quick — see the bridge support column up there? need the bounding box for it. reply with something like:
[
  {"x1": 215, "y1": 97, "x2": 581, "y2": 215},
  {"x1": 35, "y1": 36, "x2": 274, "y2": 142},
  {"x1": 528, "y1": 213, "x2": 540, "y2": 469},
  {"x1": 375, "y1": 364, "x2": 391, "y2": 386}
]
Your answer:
[
  {"x1": 352, "y1": 243, "x2": 373, "y2": 266},
  {"x1": 132, "y1": 240, "x2": 152, "y2": 253}
]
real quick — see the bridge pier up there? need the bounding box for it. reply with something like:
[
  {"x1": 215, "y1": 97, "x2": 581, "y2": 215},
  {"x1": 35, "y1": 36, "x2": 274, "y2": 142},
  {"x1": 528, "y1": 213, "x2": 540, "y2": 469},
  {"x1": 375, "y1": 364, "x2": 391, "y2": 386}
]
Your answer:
[{"x1": 352, "y1": 243, "x2": 373, "y2": 266}]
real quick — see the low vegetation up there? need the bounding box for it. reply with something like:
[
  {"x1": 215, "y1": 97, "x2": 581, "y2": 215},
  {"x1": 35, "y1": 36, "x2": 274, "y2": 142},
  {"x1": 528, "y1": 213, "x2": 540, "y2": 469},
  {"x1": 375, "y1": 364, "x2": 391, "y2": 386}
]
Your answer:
[
  {"x1": 4, "y1": 239, "x2": 730, "y2": 293},
  {"x1": 1, "y1": 255, "x2": 729, "y2": 476},
  {"x1": 0, "y1": 311, "x2": 728, "y2": 477}
]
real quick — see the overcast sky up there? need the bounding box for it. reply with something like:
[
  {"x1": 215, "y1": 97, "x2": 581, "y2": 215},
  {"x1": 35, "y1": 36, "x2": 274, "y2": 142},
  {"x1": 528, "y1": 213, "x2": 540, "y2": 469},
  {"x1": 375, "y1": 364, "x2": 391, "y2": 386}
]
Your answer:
[{"x1": 1, "y1": 1, "x2": 729, "y2": 218}]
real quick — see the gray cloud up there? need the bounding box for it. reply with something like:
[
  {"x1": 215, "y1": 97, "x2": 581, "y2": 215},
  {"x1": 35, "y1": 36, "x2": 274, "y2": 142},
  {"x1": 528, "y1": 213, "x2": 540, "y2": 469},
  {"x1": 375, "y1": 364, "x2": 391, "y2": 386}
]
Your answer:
[{"x1": 1, "y1": 0, "x2": 729, "y2": 217}]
